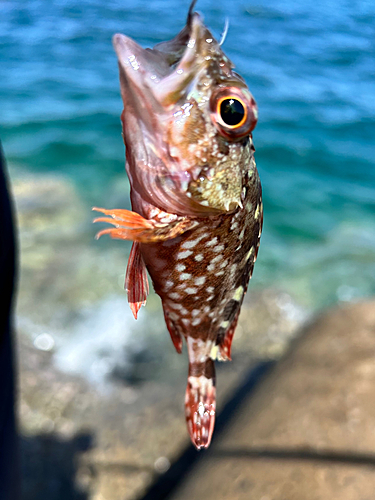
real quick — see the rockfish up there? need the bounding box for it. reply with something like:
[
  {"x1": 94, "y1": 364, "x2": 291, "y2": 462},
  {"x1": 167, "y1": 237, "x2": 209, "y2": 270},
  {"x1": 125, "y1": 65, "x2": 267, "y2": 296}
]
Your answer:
[{"x1": 93, "y1": 1, "x2": 262, "y2": 449}]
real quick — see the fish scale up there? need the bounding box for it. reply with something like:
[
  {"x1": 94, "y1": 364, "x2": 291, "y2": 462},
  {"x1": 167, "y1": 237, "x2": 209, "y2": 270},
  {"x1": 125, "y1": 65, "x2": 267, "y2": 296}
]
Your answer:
[
  {"x1": 93, "y1": 2, "x2": 262, "y2": 449},
  {"x1": 142, "y1": 162, "x2": 262, "y2": 448},
  {"x1": 142, "y1": 166, "x2": 261, "y2": 346}
]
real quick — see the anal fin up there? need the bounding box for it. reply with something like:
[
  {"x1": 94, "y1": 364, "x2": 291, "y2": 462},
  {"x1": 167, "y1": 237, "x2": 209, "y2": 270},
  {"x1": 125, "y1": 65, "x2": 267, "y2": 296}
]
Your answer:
[
  {"x1": 219, "y1": 311, "x2": 240, "y2": 361},
  {"x1": 125, "y1": 242, "x2": 149, "y2": 319}
]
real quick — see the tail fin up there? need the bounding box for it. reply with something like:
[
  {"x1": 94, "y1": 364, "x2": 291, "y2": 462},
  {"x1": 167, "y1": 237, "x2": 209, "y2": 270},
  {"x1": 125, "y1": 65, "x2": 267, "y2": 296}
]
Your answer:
[{"x1": 185, "y1": 357, "x2": 216, "y2": 450}]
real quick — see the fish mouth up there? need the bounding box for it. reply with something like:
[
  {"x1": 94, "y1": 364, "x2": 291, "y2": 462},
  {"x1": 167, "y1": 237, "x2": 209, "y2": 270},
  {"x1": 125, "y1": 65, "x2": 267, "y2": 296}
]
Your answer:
[{"x1": 112, "y1": 6, "x2": 216, "y2": 120}]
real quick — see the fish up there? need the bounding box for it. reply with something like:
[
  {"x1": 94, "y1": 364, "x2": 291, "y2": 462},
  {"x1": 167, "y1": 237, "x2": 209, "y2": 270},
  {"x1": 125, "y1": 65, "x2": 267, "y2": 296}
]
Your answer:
[{"x1": 93, "y1": 0, "x2": 263, "y2": 450}]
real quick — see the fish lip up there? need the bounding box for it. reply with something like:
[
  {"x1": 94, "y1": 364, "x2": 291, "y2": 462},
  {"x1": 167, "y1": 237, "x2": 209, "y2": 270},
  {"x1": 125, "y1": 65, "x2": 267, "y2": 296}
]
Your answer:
[
  {"x1": 112, "y1": 33, "x2": 157, "y2": 95},
  {"x1": 112, "y1": 33, "x2": 166, "y2": 135},
  {"x1": 112, "y1": 0, "x2": 202, "y2": 80},
  {"x1": 112, "y1": 33, "x2": 162, "y2": 75},
  {"x1": 112, "y1": 13, "x2": 215, "y2": 107},
  {"x1": 112, "y1": 30, "x2": 171, "y2": 90}
]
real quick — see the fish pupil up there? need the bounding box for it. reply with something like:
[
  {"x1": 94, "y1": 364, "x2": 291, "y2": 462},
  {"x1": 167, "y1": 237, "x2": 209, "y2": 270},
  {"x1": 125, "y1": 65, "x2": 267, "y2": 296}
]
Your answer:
[{"x1": 220, "y1": 98, "x2": 245, "y2": 126}]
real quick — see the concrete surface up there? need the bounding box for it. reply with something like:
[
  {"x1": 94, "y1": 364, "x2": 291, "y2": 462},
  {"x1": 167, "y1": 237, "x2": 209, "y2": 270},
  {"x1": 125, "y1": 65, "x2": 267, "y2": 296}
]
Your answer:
[{"x1": 170, "y1": 301, "x2": 375, "y2": 500}]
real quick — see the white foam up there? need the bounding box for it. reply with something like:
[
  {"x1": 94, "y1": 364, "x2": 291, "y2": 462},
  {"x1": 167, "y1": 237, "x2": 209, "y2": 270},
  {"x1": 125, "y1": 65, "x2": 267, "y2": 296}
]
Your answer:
[{"x1": 53, "y1": 296, "x2": 149, "y2": 388}]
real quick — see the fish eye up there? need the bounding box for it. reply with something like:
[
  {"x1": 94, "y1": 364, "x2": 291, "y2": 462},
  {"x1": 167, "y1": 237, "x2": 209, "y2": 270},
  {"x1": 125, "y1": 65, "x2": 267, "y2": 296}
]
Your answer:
[
  {"x1": 210, "y1": 88, "x2": 258, "y2": 139},
  {"x1": 217, "y1": 96, "x2": 247, "y2": 128}
]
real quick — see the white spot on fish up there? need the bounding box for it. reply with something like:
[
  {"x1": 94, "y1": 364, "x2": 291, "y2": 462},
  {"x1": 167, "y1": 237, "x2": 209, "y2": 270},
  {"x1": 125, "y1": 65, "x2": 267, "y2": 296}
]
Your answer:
[
  {"x1": 185, "y1": 287, "x2": 198, "y2": 294},
  {"x1": 206, "y1": 237, "x2": 218, "y2": 247},
  {"x1": 177, "y1": 250, "x2": 193, "y2": 259},
  {"x1": 191, "y1": 317, "x2": 201, "y2": 326},
  {"x1": 167, "y1": 311, "x2": 179, "y2": 321},
  {"x1": 182, "y1": 234, "x2": 205, "y2": 249},
  {"x1": 213, "y1": 244, "x2": 225, "y2": 253},
  {"x1": 187, "y1": 339, "x2": 213, "y2": 363},
  {"x1": 159, "y1": 213, "x2": 177, "y2": 223},
  {"x1": 181, "y1": 240, "x2": 198, "y2": 249},
  {"x1": 194, "y1": 254, "x2": 204, "y2": 262},
  {"x1": 233, "y1": 286, "x2": 244, "y2": 301},
  {"x1": 194, "y1": 276, "x2": 206, "y2": 286},
  {"x1": 210, "y1": 345, "x2": 219, "y2": 360},
  {"x1": 164, "y1": 280, "x2": 174, "y2": 290},
  {"x1": 206, "y1": 287, "x2": 214, "y2": 294},
  {"x1": 246, "y1": 247, "x2": 254, "y2": 260},
  {"x1": 180, "y1": 273, "x2": 192, "y2": 280},
  {"x1": 169, "y1": 302, "x2": 188, "y2": 314},
  {"x1": 176, "y1": 264, "x2": 186, "y2": 272},
  {"x1": 130, "y1": 58, "x2": 139, "y2": 70},
  {"x1": 169, "y1": 292, "x2": 181, "y2": 300},
  {"x1": 210, "y1": 255, "x2": 222, "y2": 264},
  {"x1": 230, "y1": 263, "x2": 237, "y2": 276},
  {"x1": 198, "y1": 402, "x2": 205, "y2": 416},
  {"x1": 188, "y1": 375, "x2": 213, "y2": 390},
  {"x1": 254, "y1": 204, "x2": 260, "y2": 220}
]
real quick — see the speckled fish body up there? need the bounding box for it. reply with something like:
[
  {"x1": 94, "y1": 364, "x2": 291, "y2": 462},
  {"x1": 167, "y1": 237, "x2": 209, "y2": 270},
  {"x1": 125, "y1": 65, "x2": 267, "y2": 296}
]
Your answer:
[{"x1": 94, "y1": 1, "x2": 263, "y2": 449}]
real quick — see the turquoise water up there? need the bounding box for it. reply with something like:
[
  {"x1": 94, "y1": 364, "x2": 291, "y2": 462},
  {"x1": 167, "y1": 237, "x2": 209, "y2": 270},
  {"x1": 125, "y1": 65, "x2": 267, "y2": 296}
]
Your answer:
[{"x1": 1, "y1": 0, "x2": 374, "y2": 310}]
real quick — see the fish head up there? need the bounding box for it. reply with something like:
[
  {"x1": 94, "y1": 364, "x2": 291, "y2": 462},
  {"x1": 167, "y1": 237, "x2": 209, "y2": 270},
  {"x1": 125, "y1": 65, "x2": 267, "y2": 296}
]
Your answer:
[{"x1": 113, "y1": 2, "x2": 258, "y2": 216}]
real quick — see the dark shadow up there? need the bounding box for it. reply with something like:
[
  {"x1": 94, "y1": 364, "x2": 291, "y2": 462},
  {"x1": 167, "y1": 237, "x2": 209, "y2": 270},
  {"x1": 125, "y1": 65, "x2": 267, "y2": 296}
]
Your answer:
[
  {"x1": 214, "y1": 446, "x2": 375, "y2": 467},
  {"x1": 139, "y1": 355, "x2": 375, "y2": 500},
  {"x1": 20, "y1": 432, "x2": 93, "y2": 500},
  {"x1": 0, "y1": 142, "x2": 20, "y2": 499},
  {"x1": 139, "y1": 360, "x2": 275, "y2": 500}
]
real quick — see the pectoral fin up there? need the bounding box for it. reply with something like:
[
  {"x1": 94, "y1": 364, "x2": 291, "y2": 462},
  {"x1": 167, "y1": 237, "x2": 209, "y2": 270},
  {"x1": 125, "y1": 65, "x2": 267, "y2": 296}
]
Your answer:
[{"x1": 93, "y1": 207, "x2": 197, "y2": 243}]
